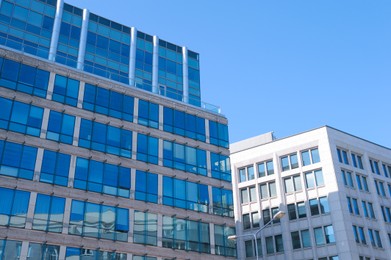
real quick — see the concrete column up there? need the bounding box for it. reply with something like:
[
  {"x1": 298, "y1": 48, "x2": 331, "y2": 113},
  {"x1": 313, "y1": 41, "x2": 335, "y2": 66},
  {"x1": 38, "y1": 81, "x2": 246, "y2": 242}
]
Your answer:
[
  {"x1": 62, "y1": 197, "x2": 72, "y2": 235},
  {"x1": 133, "y1": 97, "x2": 139, "y2": 124},
  {"x1": 25, "y1": 192, "x2": 37, "y2": 230},
  {"x1": 205, "y1": 119, "x2": 210, "y2": 144},
  {"x1": 209, "y1": 223, "x2": 216, "y2": 255},
  {"x1": 158, "y1": 104, "x2": 163, "y2": 130},
  {"x1": 157, "y1": 214, "x2": 163, "y2": 247},
  {"x1": 158, "y1": 139, "x2": 163, "y2": 167},
  {"x1": 48, "y1": 0, "x2": 64, "y2": 61},
  {"x1": 72, "y1": 117, "x2": 81, "y2": 146},
  {"x1": 40, "y1": 108, "x2": 51, "y2": 139},
  {"x1": 182, "y1": 46, "x2": 189, "y2": 103},
  {"x1": 59, "y1": 246, "x2": 66, "y2": 260},
  {"x1": 46, "y1": 72, "x2": 56, "y2": 100},
  {"x1": 68, "y1": 155, "x2": 77, "y2": 188},
  {"x1": 33, "y1": 148, "x2": 44, "y2": 182},
  {"x1": 129, "y1": 27, "x2": 137, "y2": 86},
  {"x1": 130, "y1": 168, "x2": 136, "y2": 199},
  {"x1": 77, "y1": 81, "x2": 85, "y2": 108},
  {"x1": 152, "y1": 35, "x2": 159, "y2": 94},
  {"x1": 158, "y1": 173, "x2": 163, "y2": 204},
  {"x1": 20, "y1": 241, "x2": 29, "y2": 260},
  {"x1": 206, "y1": 150, "x2": 211, "y2": 178},
  {"x1": 77, "y1": 8, "x2": 90, "y2": 70}
]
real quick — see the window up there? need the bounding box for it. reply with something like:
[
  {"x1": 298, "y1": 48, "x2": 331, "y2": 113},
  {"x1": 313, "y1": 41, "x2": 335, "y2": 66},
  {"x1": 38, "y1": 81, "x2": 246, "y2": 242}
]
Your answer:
[
  {"x1": 0, "y1": 239, "x2": 22, "y2": 259},
  {"x1": 65, "y1": 247, "x2": 127, "y2": 260},
  {"x1": 310, "y1": 197, "x2": 330, "y2": 216},
  {"x1": 133, "y1": 256, "x2": 156, "y2": 260},
  {"x1": 305, "y1": 169, "x2": 324, "y2": 188},
  {"x1": 242, "y1": 212, "x2": 259, "y2": 229},
  {"x1": 358, "y1": 226, "x2": 367, "y2": 244},
  {"x1": 79, "y1": 119, "x2": 132, "y2": 158},
  {"x1": 0, "y1": 97, "x2": 43, "y2": 136},
  {"x1": 209, "y1": 120, "x2": 229, "y2": 148},
  {"x1": 257, "y1": 160, "x2": 274, "y2": 177},
  {"x1": 368, "y1": 202, "x2": 376, "y2": 219},
  {"x1": 135, "y1": 170, "x2": 158, "y2": 203},
  {"x1": 281, "y1": 153, "x2": 298, "y2": 171},
  {"x1": 163, "y1": 216, "x2": 210, "y2": 253},
  {"x1": 351, "y1": 153, "x2": 364, "y2": 169},
  {"x1": 383, "y1": 163, "x2": 391, "y2": 178},
  {"x1": 28, "y1": 243, "x2": 60, "y2": 260},
  {"x1": 341, "y1": 170, "x2": 354, "y2": 188},
  {"x1": 238, "y1": 165, "x2": 254, "y2": 182},
  {"x1": 0, "y1": 140, "x2": 37, "y2": 180},
  {"x1": 0, "y1": 57, "x2": 49, "y2": 98},
  {"x1": 137, "y1": 133, "x2": 158, "y2": 164},
  {"x1": 373, "y1": 230, "x2": 383, "y2": 248},
  {"x1": 138, "y1": 99, "x2": 159, "y2": 128},
  {"x1": 262, "y1": 207, "x2": 280, "y2": 225},
  {"x1": 163, "y1": 177, "x2": 210, "y2": 213},
  {"x1": 52, "y1": 74, "x2": 79, "y2": 106},
  {"x1": 83, "y1": 83, "x2": 134, "y2": 122},
  {"x1": 134, "y1": 211, "x2": 157, "y2": 246},
  {"x1": 40, "y1": 150, "x2": 70, "y2": 186},
  {"x1": 68, "y1": 200, "x2": 129, "y2": 241},
  {"x1": 314, "y1": 225, "x2": 335, "y2": 246},
  {"x1": 369, "y1": 159, "x2": 381, "y2": 175},
  {"x1": 245, "y1": 240, "x2": 254, "y2": 257},
  {"x1": 163, "y1": 107, "x2": 206, "y2": 141},
  {"x1": 374, "y1": 179, "x2": 386, "y2": 197},
  {"x1": 352, "y1": 225, "x2": 359, "y2": 243},
  {"x1": 352, "y1": 198, "x2": 360, "y2": 215},
  {"x1": 47, "y1": 111, "x2": 75, "y2": 144},
  {"x1": 243, "y1": 214, "x2": 250, "y2": 229},
  {"x1": 291, "y1": 229, "x2": 311, "y2": 249},
  {"x1": 163, "y1": 140, "x2": 207, "y2": 175},
  {"x1": 214, "y1": 225, "x2": 236, "y2": 257},
  {"x1": 301, "y1": 147, "x2": 320, "y2": 166},
  {"x1": 240, "y1": 186, "x2": 256, "y2": 204},
  {"x1": 259, "y1": 181, "x2": 276, "y2": 199},
  {"x1": 337, "y1": 148, "x2": 349, "y2": 164},
  {"x1": 284, "y1": 175, "x2": 302, "y2": 193},
  {"x1": 0, "y1": 187, "x2": 30, "y2": 228},
  {"x1": 265, "y1": 234, "x2": 283, "y2": 254},
  {"x1": 74, "y1": 157, "x2": 131, "y2": 197},
  {"x1": 33, "y1": 194, "x2": 65, "y2": 233},
  {"x1": 380, "y1": 206, "x2": 391, "y2": 223},
  {"x1": 211, "y1": 153, "x2": 231, "y2": 181},
  {"x1": 287, "y1": 201, "x2": 306, "y2": 220},
  {"x1": 212, "y1": 187, "x2": 233, "y2": 217}
]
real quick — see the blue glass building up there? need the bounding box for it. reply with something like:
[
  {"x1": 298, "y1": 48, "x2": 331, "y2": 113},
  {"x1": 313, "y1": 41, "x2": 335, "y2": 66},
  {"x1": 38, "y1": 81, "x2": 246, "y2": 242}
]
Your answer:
[{"x1": 0, "y1": 0, "x2": 235, "y2": 259}]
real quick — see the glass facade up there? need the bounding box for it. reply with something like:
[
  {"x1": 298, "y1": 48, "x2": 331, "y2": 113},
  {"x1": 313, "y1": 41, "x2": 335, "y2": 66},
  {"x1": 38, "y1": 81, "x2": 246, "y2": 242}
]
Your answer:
[
  {"x1": 52, "y1": 74, "x2": 80, "y2": 106},
  {"x1": 33, "y1": 193, "x2": 65, "y2": 232},
  {"x1": 135, "y1": 31, "x2": 153, "y2": 91},
  {"x1": 0, "y1": 187, "x2": 30, "y2": 228},
  {"x1": 40, "y1": 149, "x2": 70, "y2": 186}
]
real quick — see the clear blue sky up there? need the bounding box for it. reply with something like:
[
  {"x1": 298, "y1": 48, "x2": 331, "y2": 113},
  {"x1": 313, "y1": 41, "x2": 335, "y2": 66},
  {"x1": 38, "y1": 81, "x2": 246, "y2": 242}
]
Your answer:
[{"x1": 66, "y1": 0, "x2": 391, "y2": 148}]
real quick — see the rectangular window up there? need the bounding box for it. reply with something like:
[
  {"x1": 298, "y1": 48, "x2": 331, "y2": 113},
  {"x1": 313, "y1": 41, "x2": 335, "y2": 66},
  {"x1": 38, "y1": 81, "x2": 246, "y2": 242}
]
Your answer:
[
  {"x1": 0, "y1": 140, "x2": 37, "y2": 180},
  {"x1": 138, "y1": 99, "x2": 159, "y2": 128},
  {"x1": 134, "y1": 211, "x2": 157, "y2": 246},
  {"x1": 0, "y1": 58, "x2": 49, "y2": 98},
  {"x1": 33, "y1": 194, "x2": 65, "y2": 233},
  {"x1": 342, "y1": 170, "x2": 354, "y2": 188},
  {"x1": 301, "y1": 147, "x2": 320, "y2": 166},
  {"x1": 52, "y1": 74, "x2": 80, "y2": 106},
  {"x1": 28, "y1": 243, "x2": 60, "y2": 260},
  {"x1": 369, "y1": 159, "x2": 381, "y2": 175},
  {"x1": 211, "y1": 187, "x2": 233, "y2": 217},
  {"x1": 214, "y1": 225, "x2": 236, "y2": 257},
  {"x1": 305, "y1": 169, "x2": 324, "y2": 189},
  {"x1": 137, "y1": 133, "x2": 158, "y2": 164},
  {"x1": 240, "y1": 186, "x2": 256, "y2": 204},
  {"x1": 0, "y1": 187, "x2": 30, "y2": 228},
  {"x1": 238, "y1": 165, "x2": 254, "y2": 182},
  {"x1": 265, "y1": 235, "x2": 283, "y2": 254},
  {"x1": 351, "y1": 153, "x2": 364, "y2": 169},
  {"x1": 0, "y1": 97, "x2": 43, "y2": 137},
  {"x1": 259, "y1": 181, "x2": 276, "y2": 199},
  {"x1": 352, "y1": 198, "x2": 360, "y2": 215},
  {"x1": 337, "y1": 148, "x2": 349, "y2": 165},
  {"x1": 210, "y1": 153, "x2": 231, "y2": 181},
  {"x1": 47, "y1": 111, "x2": 75, "y2": 144},
  {"x1": 243, "y1": 214, "x2": 250, "y2": 230},
  {"x1": 257, "y1": 159, "x2": 274, "y2": 177},
  {"x1": 284, "y1": 175, "x2": 302, "y2": 193},
  {"x1": 163, "y1": 140, "x2": 207, "y2": 176},
  {"x1": 301, "y1": 229, "x2": 311, "y2": 248},
  {"x1": 68, "y1": 200, "x2": 129, "y2": 241},
  {"x1": 280, "y1": 153, "x2": 298, "y2": 171},
  {"x1": 74, "y1": 157, "x2": 131, "y2": 198},
  {"x1": 0, "y1": 239, "x2": 22, "y2": 259},
  {"x1": 209, "y1": 120, "x2": 229, "y2": 148},
  {"x1": 40, "y1": 150, "x2": 70, "y2": 186},
  {"x1": 291, "y1": 231, "x2": 301, "y2": 249},
  {"x1": 288, "y1": 203, "x2": 297, "y2": 220},
  {"x1": 79, "y1": 119, "x2": 132, "y2": 158},
  {"x1": 65, "y1": 247, "x2": 127, "y2": 259},
  {"x1": 352, "y1": 225, "x2": 360, "y2": 243},
  {"x1": 358, "y1": 227, "x2": 366, "y2": 245},
  {"x1": 83, "y1": 83, "x2": 134, "y2": 122},
  {"x1": 314, "y1": 226, "x2": 335, "y2": 246},
  {"x1": 135, "y1": 170, "x2": 158, "y2": 203}
]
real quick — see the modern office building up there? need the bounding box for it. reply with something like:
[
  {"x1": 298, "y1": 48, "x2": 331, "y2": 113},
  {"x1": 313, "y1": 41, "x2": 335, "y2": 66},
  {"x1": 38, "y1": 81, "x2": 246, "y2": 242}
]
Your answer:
[
  {"x1": 0, "y1": 0, "x2": 235, "y2": 259},
  {"x1": 230, "y1": 126, "x2": 391, "y2": 260}
]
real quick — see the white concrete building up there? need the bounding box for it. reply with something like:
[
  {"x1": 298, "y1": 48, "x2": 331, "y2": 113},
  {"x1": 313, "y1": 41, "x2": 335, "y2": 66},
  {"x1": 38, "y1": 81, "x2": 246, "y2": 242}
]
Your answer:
[{"x1": 230, "y1": 126, "x2": 391, "y2": 260}]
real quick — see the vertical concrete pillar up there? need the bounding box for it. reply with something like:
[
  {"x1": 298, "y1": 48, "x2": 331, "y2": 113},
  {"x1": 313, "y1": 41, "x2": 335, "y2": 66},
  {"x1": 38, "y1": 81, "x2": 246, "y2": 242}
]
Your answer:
[
  {"x1": 182, "y1": 46, "x2": 189, "y2": 103},
  {"x1": 77, "y1": 9, "x2": 90, "y2": 70},
  {"x1": 77, "y1": 81, "x2": 85, "y2": 109},
  {"x1": 152, "y1": 36, "x2": 159, "y2": 94},
  {"x1": 48, "y1": 0, "x2": 64, "y2": 61},
  {"x1": 129, "y1": 27, "x2": 137, "y2": 86}
]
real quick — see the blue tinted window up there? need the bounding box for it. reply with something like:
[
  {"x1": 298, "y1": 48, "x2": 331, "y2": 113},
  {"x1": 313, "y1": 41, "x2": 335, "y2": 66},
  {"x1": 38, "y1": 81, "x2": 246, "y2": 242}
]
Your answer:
[
  {"x1": 213, "y1": 187, "x2": 234, "y2": 217},
  {"x1": 83, "y1": 83, "x2": 134, "y2": 122},
  {"x1": 52, "y1": 74, "x2": 80, "y2": 106},
  {"x1": 0, "y1": 58, "x2": 49, "y2": 97},
  {"x1": 33, "y1": 194, "x2": 65, "y2": 233},
  {"x1": 163, "y1": 107, "x2": 205, "y2": 141},
  {"x1": 163, "y1": 176, "x2": 209, "y2": 213},
  {"x1": 0, "y1": 140, "x2": 37, "y2": 180},
  {"x1": 0, "y1": 239, "x2": 22, "y2": 259},
  {"x1": 79, "y1": 119, "x2": 132, "y2": 158},
  {"x1": 40, "y1": 150, "x2": 70, "y2": 186},
  {"x1": 47, "y1": 111, "x2": 75, "y2": 144},
  {"x1": 138, "y1": 99, "x2": 159, "y2": 128},
  {"x1": 135, "y1": 170, "x2": 158, "y2": 203},
  {"x1": 137, "y1": 133, "x2": 158, "y2": 164},
  {"x1": 0, "y1": 187, "x2": 30, "y2": 228},
  {"x1": 0, "y1": 97, "x2": 43, "y2": 136},
  {"x1": 214, "y1": 225, "x2": 236, "y2": 257},
  {"x1": 74, "y1": 157, "x2": 131, "y2": 198},
  {"x1": 134, "y1": 211, "x2": 157, "y2": 246},
  {"x1": 65, "y1": 247, "x2": 127, "y2": 259},
  {"x1": 135, "y1": 32, "x2": 153, "y2": 91},
  {"x1": 163, "y1": 140, "x2": 207, "y2": 175},
  {"x1": 209, "y1": 121, "x2": 229, "y2": 148},
  {"x1": 69, "y1": 200, "x2": 129, "y2": 241},
  {"x1": 211, "y1": 153, "x2": 231, "y2": 182}
]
